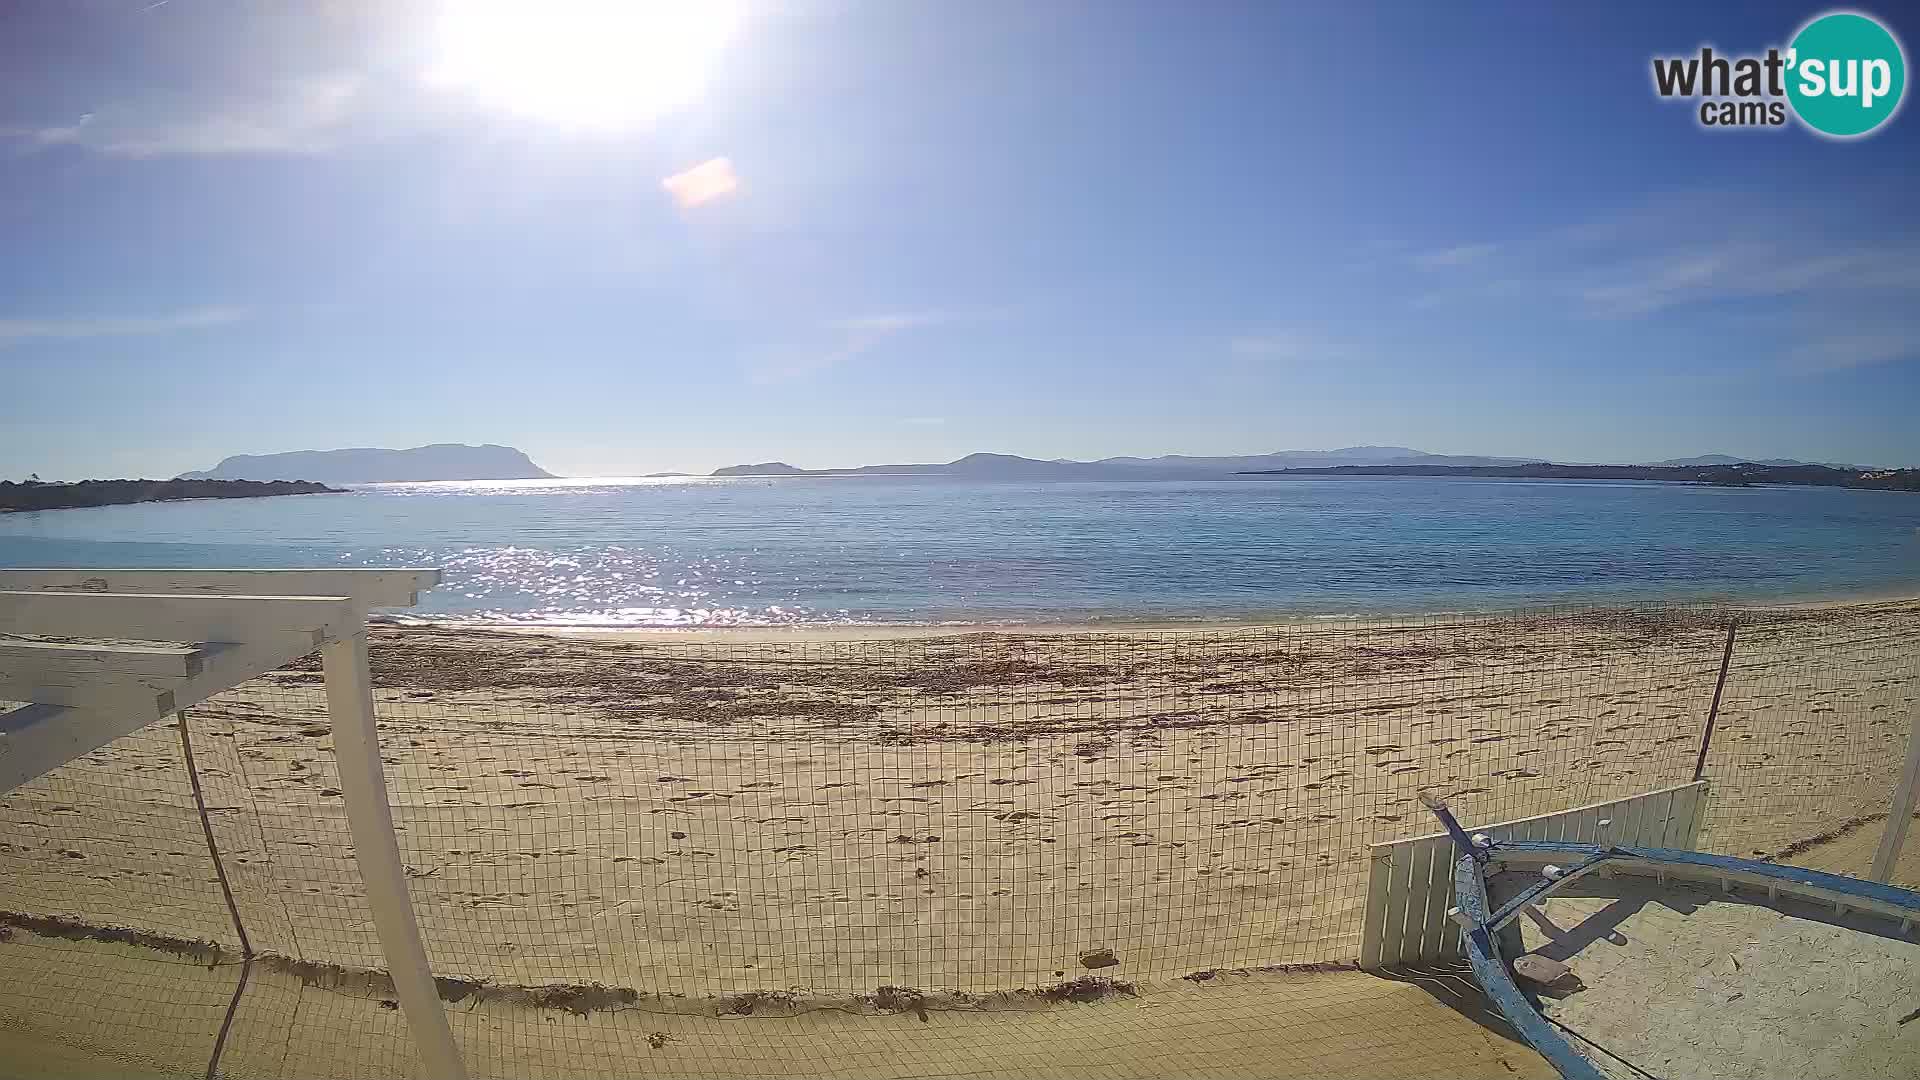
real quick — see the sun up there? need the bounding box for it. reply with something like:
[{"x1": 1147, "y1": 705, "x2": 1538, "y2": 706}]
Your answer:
[{"x1": 424, "y1": 0, "x2": 740, "y2": 131}]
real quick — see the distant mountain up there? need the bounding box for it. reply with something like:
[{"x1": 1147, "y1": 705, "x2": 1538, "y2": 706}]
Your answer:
[
  {"x1": 1642, "y1": 454, "x2": 1876, "y2": 469},
  {"x1": 1240, "y1": 461, "x2": 1920, "y2": 492},
  {"x1": 178, "y1": 443, "x2": 555, "y2": 484},
  {"x1": 1098, "y1": 445, "x2": 1422, "y2": 467},
  {"x1": 710, "y1": 447, "x2": 1546, "y2": 480},
  {"x1": 1095, "y1": 446, "x2": 1544, "y2": 471}
]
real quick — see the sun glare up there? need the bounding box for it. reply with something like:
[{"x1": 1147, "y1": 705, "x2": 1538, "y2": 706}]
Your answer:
[{"x1": 425, "y1": 0, "x2": 740, "y2": 130}]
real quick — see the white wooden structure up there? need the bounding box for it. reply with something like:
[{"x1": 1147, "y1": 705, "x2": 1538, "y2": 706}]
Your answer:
[
  {"x1": 1873, "y1": 722, "x2": 1920, "y2": 882},
  {"x1": 0, "y1": 569, "x2": 467, "y2": 1080},
  {"x1": 1359, "y1": 782, "x2": 1709, "y2": 970}
]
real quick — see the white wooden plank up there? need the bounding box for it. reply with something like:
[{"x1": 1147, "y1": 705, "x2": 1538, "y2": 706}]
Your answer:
[
  {"x1": 1617, "y1": 792, "x2": 1650, "y2": 848},
  {"x1": 1415, "y1": 836, "x2": 1458, "y2": 962},
  {"x1": 1672, "y1": 784, "x2": 1705, "y2": 849},
  {"x1": 1397, "y1": 840, "x2": 1434, "y2": 968},
  {"x1": 0, "y1": 668, "x2": 179, "y2": 712},
  {"x1": 0, "y1": 643, "x2": 268, "y2": 710},
  {"x1": 1359, "y1": 853, "x2": 1394, "y2": 969},
  {"x1": 1871, "y1": 712, "x2": 1920, "y2": 882},
  {"x1": 1655, "y1": 787, "x2": 1683, "y2": 847},
  {"x1": 1641, "y1": 789, "x2": 1670, "y2": 847},
  {"x1": 0, "y1": 592, "x2": 352, "y2": 645},
  {"x1": 0, "y1": 635, "x2": 318, "y2": 792},
  {"x1": 1378, "y1": 845, "x2": 1417, "y2": 968},
  {"x1": 1545, "y1": 807, "x2": 1572, "y2": 845},
  {"x1": 323, "y1": 633, "x2": 467, "y2": 1080},
  {"x1": 0, "y1": 701, "x2": 99, "y2": 792},
  {"x1": 1567, "y1": 807, "x2": 1599, "y2": 846},
  {"x1": 0, "y1": 638, "x2": 205, "y2": 678},
  {"x1": 0, "y1": 569, "x2": 439, "y2": 609}
]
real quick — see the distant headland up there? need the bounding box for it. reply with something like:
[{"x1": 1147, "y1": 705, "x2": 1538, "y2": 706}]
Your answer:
[
  {"x1": 705, "y1": 447, "x2": 1900, "y2": 483},
  {"x1": 710, "y1": 447, "x2": 1544, "y2": 480},
  {"x1": 0, "y1": 478, "x2": 340, "y2": 514},
  {"x1": 178, "y1": 443, "x2": 555, "y2": 484},
  {"x1": 1237, "y1": 462, "x2": 1920, "y2": 491}
]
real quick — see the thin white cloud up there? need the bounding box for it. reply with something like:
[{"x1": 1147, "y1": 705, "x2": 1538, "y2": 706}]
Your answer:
[
  {"x1": 750, "y1": 312, "x2": 959, "y2": 384},
  {"x1": 1228, "y1": 331, "x2": 1370, "y2": 363},
  {"x1": 1410, "y1": 277, "x2": 1525, "y2": 310},
  {"x1": 1577, "y1": 248, "x2": 1743, "y2": 317},
  {"x1": 4, "y1": 76, "x2": 360, "y2": 157},
  {"x1": 1782, "y1": 331, "x2": 1919, "y2": 375},
  {"x1": 0, "y1": 306, "x2": 245, "y2": 346},
  {"x1": 1229, "y1": 335, "x2": 1304, "y2": 359},
  {"x1": 1409, "y1": 243, "x2": 1497, "y2": 270},
  {"x1": 662, "y1": 157, "x2": 740, "y2": 209},
  {"x1": 1577, "y1": 244, "x2": 1920, "y2": 318},
  {"x1": 828, "y1": 312, "x2": 953, "y2": 334}
]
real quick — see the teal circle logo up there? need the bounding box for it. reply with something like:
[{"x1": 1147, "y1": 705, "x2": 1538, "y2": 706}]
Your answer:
[{"x1": 1787, "y1": 12, "x2": 1906, "y2": 137}]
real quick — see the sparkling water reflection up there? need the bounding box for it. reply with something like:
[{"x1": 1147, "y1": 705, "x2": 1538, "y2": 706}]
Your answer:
[{"x1": 2, "y1": 476, "x2": 1917, "y2": 626}]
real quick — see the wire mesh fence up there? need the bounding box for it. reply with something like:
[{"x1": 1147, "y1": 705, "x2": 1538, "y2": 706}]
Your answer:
[{"x1": 0, "y1": 598, "x2": 1914, "y2": 1078}]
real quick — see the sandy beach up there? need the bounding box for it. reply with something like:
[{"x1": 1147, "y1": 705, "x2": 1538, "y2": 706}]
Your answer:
[{"x1": 1, "y1": 597, "x2": 1915, "y2": 1076}]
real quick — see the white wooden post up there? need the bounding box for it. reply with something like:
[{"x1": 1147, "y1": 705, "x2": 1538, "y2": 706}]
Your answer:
[
  {"x1": 1870, "y1": 711, "x2": 1920, "y2": 883},
  {"x1": 323, "y1": 631, "x2": 468, "y2": 1080}
]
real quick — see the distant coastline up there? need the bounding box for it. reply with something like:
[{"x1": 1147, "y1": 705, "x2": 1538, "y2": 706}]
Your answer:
[
  {"x1": 0, "y1": 478, "x2": 340, "y2": 514},
  {"x1": 706, "y1": 447, "x2": 1900, "y2": 484},
  {"x1": 1237, "y1": 462, "x2": 1920, "y2": 492}
]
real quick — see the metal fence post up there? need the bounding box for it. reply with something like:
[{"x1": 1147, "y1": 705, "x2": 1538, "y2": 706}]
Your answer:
[
  {"x1": 323, "y1": 631, "x2": 468, "y2": 1080},
  {"x1": 1870, "y1": 708, "x2": 1920, "y2": 883}
]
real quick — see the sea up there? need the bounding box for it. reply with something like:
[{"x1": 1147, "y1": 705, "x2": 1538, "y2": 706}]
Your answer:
[{"x1": 3, "y1": 476, "x2": 1918, "y2": 627}]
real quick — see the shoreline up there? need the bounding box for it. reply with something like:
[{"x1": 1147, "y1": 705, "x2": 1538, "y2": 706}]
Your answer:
[{"x1": 374, "y1": 586, "x2": 1920, "y2": 643}]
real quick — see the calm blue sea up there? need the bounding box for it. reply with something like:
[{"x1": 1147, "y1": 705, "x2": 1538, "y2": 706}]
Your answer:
[{"x1": 3, "y1": 477, "x2": 1918, "y2": 626}]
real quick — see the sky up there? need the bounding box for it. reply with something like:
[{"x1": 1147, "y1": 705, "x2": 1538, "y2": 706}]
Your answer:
[{"x1": 3, "y1": 0, "x2": 1919, "y2": 480}]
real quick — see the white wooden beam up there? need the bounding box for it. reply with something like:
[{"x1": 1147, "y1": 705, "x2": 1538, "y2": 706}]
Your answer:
[
  {"x1": 0, "y1": 569, "x2": 439, "y2": 609},
  {"x1": 0, "y1": 592, "x2": 355, "y2": 646},
  {"x1": 1, "y1": 702, "x2": 116, "y2": 793},
  {"x1": 0, "y1": 638, "x2": 205, "y2": 678},
  {"x1": 1871, "y1": 710, "x2": 1920, "y2": 882},
  {"x1": 0, "y1": 665, "x2": 189, "y2": 712},
  {"x1": 0, "y1": 643, "x2": 257, "y2": 718},
  {"x1": 0, "y1": 636, "x2": 317, "y2": 792},
  {"x1": 324, "y1": 632, "x2": 468, "y2": 1079}
]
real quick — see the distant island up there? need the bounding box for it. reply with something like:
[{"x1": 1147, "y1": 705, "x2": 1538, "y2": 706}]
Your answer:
[
  {"x1": 0, "y1": 478, "x2": 340, "y2": 514},
  {"x1": 1236, "y1": 462, "x2": 1920, "y2": 491},
  {"x1": 711, "y1": 447, "x2": 1547, "y2": 480},
  {"x1": 178, "y1": 443, "x2": 555, "y2": 484},
  {"x1": 706, "y1": 447, "x2": 1897, "y2": 483}
]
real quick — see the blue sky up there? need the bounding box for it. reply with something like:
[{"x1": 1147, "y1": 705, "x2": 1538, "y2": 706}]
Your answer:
[{"x1": 3, "y1": 0, "x2": 1918, "y2": 479}]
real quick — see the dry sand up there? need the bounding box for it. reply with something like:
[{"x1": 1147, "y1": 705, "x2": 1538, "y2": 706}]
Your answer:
[
  {"x1": 0, "y1": 598, "x2": 1915, "y2": 1077},
  {"x1": 1512, "y1": 877, "x2": 1920, "y2": 1079}
]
